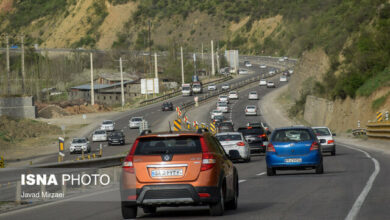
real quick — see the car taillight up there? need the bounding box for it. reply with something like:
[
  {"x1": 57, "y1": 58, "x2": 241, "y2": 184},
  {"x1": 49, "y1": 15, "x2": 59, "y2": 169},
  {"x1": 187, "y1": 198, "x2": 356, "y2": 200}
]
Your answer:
[
  {"x1": 198, "y1": 193, "x2": 210, "y2": 198},
  {"x1": 200, "y1": 137, "x2": 216, "y2": 171},
  {"x1": 122, "y1": 139, "x2": 139, "y2": 172},
  {"x1": 258, "y1": 134, "x2": 266, "y2": 138},
  {"x1": 267, "y1": 143, "x2": 276, "y2": 152},
  {"x1": 236, "y1": 142, "x2": 245, "y2": 146},
  {"x1": 327, "y1": 140, "x2": 334, "y2": 144},
  {"x1": 310, "y1": 142, "x2": 319, "y2": 151}
]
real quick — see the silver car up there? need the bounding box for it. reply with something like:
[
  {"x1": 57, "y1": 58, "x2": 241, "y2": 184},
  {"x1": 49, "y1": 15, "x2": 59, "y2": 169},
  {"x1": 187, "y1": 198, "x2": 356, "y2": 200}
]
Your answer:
[
  {"x1": 129, "y1": 117, "x2": 144, "y2": 129},
  {"x1": 259, "y1": 79, "x2": 267, "y2": 86},
  {"x1": 69, "y1": 138, "x2": 91, "y2": 154},
  {"x1": 312, "y1": 126, "x2": 336, "y2": 156},
  {"x1": 267, "y1": 81, "x2": 275, "y2": 88},
  {"x1": 221, "y1": 84, "x2": 230, "y2": 90},
  {"x1": 217, "y1": 101, "x2": 229, "y2": 113},
  {"x1": 100, "y1": 120, "x2": 115, "y2": 131},
  {"x1": 210, "y1": 109, "x2": 223, "y2": 120},
  {"x1": 208, "y1": 84, "x2": 217, "y2": 91},
  {"x1": 280, "y1": 75, "x2": 288, "y2": 82},
  {"x1": 92, "y1": 130, "x2": 107, "y2": 142},
  {"x1": 216, "y1": 132, "x2": 251, "y2": 162},
  {"x1": 245, "y1": 105, "x2": 257, "y2": 116},
  {"x1": 228, "y1": 91, "x2": 239, "y2": 99},
  {"x1": 248, "y1": 91, "x2": 259, "y2": 100},
  {"x1": 218, "y1": 95, "x2": 229, "y2": 103}
]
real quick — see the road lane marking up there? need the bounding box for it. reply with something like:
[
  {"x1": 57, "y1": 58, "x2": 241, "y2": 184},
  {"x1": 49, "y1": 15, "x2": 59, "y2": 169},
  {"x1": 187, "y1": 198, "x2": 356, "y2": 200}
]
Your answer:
[
  {"x1": 238, "y1": 179, "x2": 247, "y2": 183},
  {"x1": 256, "y1": 172, "x2": 266, "y2": 176},
  {"x1": 342, "y1": 144, "x2": 381, "y2": 220}
]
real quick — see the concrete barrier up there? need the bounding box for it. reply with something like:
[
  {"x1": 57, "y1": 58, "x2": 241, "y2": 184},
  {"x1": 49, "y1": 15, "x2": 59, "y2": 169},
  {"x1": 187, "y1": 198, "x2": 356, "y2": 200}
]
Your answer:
[{"x1": 0, "y1": 96, "x2": 36, "y2": 118}]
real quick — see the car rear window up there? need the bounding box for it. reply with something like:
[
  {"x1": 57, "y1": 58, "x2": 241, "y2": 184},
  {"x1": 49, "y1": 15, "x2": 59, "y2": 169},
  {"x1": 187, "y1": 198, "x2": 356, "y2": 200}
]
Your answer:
[
  {"x1": 272, "y1": 129, "x2": 312, "y2": 142},
  {"x1": 103, "y1": 121, "x2": 113, "y2": 124},
  {"x1": 247, "y1": 106, "x2": 256, "y2": 109},
  {"x1": 94, "y1": 130, "x2": 105, "y2": 134},
  {"x1": 216, "y1": 134, "x2": 242, "y2": 141},
  {"x1": 240, "y1": 128, "x2": 265, "y2": 135},
  {"x1": 132, "y1": 118, "x2": 142, "y2": 122},
  {"x1": 134, "y1": 136, "x2": 202, "y2": 155},
  {"x1": 313, "y1": 128, "x2": 330, "y2": 136},
  {"x1": 217, "y1": 102, "x2": 227, "y2": 106}
]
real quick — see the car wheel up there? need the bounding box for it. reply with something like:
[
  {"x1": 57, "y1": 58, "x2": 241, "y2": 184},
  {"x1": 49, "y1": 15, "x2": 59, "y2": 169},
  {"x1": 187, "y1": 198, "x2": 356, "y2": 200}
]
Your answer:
[
  {"x1": 331, "y1": 149, "x2": 336, "y2": 156},
  {"x1": 267, "y1": 167, "x2": 275, "y2": 176},
  {"x1": 225, "y1": 175, "x2": 238, "y2": 210},
  {"x1": 244, "y1": 157, "x2": 251, "y2": 162},
  {"x1": 143, "y1": 206, "x2": 157, "y2": 214},
  {"x1": 316, "y1": 162, "x2": 324, "y2": 174},
  {"x1": 121, "y1": 202, "x2": 137, "y2": 219},
  {"x1": 209, "y1": 186, "x2": 224, "y2": 216}
]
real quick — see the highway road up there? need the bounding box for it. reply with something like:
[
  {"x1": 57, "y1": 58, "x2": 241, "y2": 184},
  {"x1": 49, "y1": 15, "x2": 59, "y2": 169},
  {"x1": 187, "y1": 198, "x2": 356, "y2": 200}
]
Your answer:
[{"x1": 1, "y1": 71, "x2": 389, "y2": 220}]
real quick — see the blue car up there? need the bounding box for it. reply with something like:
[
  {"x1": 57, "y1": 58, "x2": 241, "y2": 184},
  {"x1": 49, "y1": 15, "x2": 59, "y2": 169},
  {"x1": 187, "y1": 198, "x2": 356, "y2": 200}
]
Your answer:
[{"x1": 266, "y1": 126, "x2": 323, "y2": 176}]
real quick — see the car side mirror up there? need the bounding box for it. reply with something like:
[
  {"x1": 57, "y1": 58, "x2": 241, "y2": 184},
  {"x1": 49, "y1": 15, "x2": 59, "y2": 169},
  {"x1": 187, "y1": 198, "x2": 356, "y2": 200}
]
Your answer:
[
  {"x1": 228, "y1": 150, "x2": 241, "y2": 160},
  {"x1": 319, "y1": 139, "x2": 326, "y2": 144},
  {"x1": 332, "y1": 133, "x2": 336, "y2": 136}
]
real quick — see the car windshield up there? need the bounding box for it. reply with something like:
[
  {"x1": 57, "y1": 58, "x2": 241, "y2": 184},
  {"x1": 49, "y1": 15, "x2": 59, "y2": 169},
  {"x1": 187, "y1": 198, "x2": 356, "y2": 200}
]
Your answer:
[
  {"x1": 217, "y1": 102, "x2": 227, "y2": 106},
  {"x1": 272, "y1": 129, "x2": 312, "y2": 142},
  {"x1": 229, "y1": 91, "x2": 237, "y2": 94},
  {"x1": 132, "y1": 118, "x2": 142, "y2": 122},
  {"x1": 134, "y1": 136, "x2": 202, "y2": 155},
  {"x1": 250, "y1": 92, "x2": 257, "y2": 95},
  {"x1": 94, "y1": 130, "x2": 105, "y2": 134},
  {"x1": 182, "y1": 87, "x2": 190, "y2": 90},
  {"x1": 193, "y1": 85, "x2": 201, "y2": 88},
  {"x1": 214, "y1": 115, "x2": 224, "y2": 120},
  {"x1": 111, "y1": 132, "x2": 123, "y2": 137},
  {"x1": 216, "y1": 134, "x2": 242, "y2": 141},
  {"x1": 103, "y1": 121, "x2": 113, "y2": 124},
  {"x1": 313, "y1": 128, "x2": 331, "y2": 136},
  {"x1": 220, "y1": 96, "x2": 227, "y2": 98},
  {"x1": 72, "y1": 139, "x2": 87, "y2": 143},
  {"x1": 247, "y1": 106, "x2": 256, "y2": 109}
]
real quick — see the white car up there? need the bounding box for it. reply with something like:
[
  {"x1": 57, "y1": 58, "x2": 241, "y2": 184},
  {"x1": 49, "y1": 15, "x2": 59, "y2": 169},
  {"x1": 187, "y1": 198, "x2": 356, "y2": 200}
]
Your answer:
[
  {"x1": 268, "y1": 69, "x2": 276, "y2": 75},
  {"x1": 248, "y1": 91, "x2": 259, "y2": 100},
  {"x1": 228, "y1": 91, "x2": 238, "y2": 99},
  {"x1": 238, "y1": 69, "x2": 249, "y2": 75},
  {"x1": 100, "y1": 120, "x2": 115, "y2": 131},
  {"x1": 279, "y1": 58, "x2": 285, "y2": 62},
  {"x1": 267, "y1": 81, "x2": 276, "y2": 88},
  {"x1": 92, "y1": 130, "x2": 107, "y2": 142},
  {"x1": 245, "y1": 105, "x2": 257, "y2": 116},
  {"x1": 312, "y1": 126, "x2": 336, "y2": 156},
  {"x1": 69, "y1": 138, "x2": 91, "y2": 154},
  {"x1": 244, "y1": 61, "x2": 252, "y2": 67},
  {"x1": 215, "y1": 132, "x2": 250, "y2": 162},
  {"x1": 218, "y1": 95, "x2": 229, "y2": 103},
  {"x1": 259, "y1": 79, "x2": 267, "y2": 86},
  {"x1": 129, "y1": 117, "x2": 144, "y2": 129},
  {"x1": 216, "y1": 101, "x2": 229, "y2": 113},
  {"x1": 288, "y1": 69, "x2": 294, "y2": 74},
  {"x1": 208, "y1": 84, "x2": 217, "y2": 91},
  {"x1": 221, "y1": 84, "x2": 230, "y2": 90},
  {"x1": 280, "y1": 75, "x2": 288, "y2": 82},
  {"x1": 210, "y1": 109, "x2": 223, "y2": 120},
  {"x1": 260, "y1": 65, "x2": 267, "y2": 69}
]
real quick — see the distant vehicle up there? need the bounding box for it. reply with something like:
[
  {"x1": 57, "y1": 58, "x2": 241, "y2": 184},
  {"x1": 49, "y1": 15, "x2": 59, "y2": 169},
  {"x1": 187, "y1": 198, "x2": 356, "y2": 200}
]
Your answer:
[
  {"x1": 267, "y1": 81, "x2": 276, "y2": 88},
  {"x1": 192, "y1": 82, "x2": 203, "y2": 94},
  {"x1": 216, "y1": 101, "x2": 229, "y2": 113},
  {"x1": 280, "y1": 75, "x2": 288, "y2": 82},
  {"x1": 244, "y1": 61, "x2": 252, "y2": 67},
  {"x1": 213, "y1": 115, "x2": 225, "y2": 125},
  {"x1": 182, "y1": 83, "x2": 192, "y2": 96},
  {"x1": 260, "y1": 64, "x2": 267, "y2": 69},
  {"x1": 216, "y1": 122, "x2": 235, "y2": 133},
  {"x1": 219, "y1": 67, "x2": 230, "y2": 75},
  {"x1": 266, "y1": 126, "x2": 324, "y2": 176},
  {"x1": 259, "y1": 79, "x2": 267, "y2": 86},
  {"x1": 221, "y1": 84, "x2": 230, "y2": 90},
  {"x1": 238, "y1": 69, "x2": 249, "y2": 75},
  {"x1": 92, "y1": 130, "x2": 107, "y2": 142},
  {"x1": 108, "y1": 131, "x2": 125, "y2": 145},
  {"x1": 278, "y1": 58, "x2": 285, "y2": 62},
  {"x1": 129, "y1": 117, "x2": 144, "y2": 129},
  {"x1": 218, "y1": 95, "x2": 229, "y2": 103},
  {"x1": 161, "y1": 102, "x2": 173, "y2": 111},
  {"x1": 248, "y1": 91, "x2": 259, "y2": 100},
  {"x1": 268, "y1": 69, "x2": 276, "y2": 75},
  {"x1": 100, "y1": 120, "x2": 115, "y2": 131},
  {"x1": 120, "y1": 130, "x2": 239, "y2": 218},
  {"x1": 228, "y1": 91, "x2": 239, "y2": 99},
  {"x1": 216, "y1": 132, "x2": 251, "y2": 162},
  {"x1": 288, "y1": 69, "x2": 294, "y2": 74},
  {"x1": 312, "y1": 126, "x2": 336, "y2": 156},
  {"x1": 245, "y1": 105, "x2": 257, "y2": 116},
  {"x1": 210, "y1": 109, "x2": 223, "y2": 120},
  {"x1": 229, "y1": 68, "x2": 236, "y2": 74},
  {"x1": 237, "y1": 126, "x2": 268, "y2": 153},
  {"x1": 283, "y1": 56, "x2": 289, "y2": 60},
  {"x1": 208, "y1": 84, "x2": 217, "y2": 91},
  {"x1": 69, "y1": 138, "x2": 91, "y2": 154}
]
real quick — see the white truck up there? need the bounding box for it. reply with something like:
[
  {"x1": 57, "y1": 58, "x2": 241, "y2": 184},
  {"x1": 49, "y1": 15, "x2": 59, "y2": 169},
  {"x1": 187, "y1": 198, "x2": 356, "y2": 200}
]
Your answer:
[
  {"x1": 182, "y1": 84, "x2": 192, "y2": 96},
  {"x1": 192, "y1": 82, "x2": 202, "y2": 94}
]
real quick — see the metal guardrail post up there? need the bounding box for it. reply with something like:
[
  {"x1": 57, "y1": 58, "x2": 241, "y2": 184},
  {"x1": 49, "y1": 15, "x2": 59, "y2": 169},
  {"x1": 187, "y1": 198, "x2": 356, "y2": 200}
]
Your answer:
[
  {"x1": 41, "y1": 184, "x2": 46, "y2": 201},
  {"x1": 15, "y1": 181, "x2": 21, "y2": 205}
]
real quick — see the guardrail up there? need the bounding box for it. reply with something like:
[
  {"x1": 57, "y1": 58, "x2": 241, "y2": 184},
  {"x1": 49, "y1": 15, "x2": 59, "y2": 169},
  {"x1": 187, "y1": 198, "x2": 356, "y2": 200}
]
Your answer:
[{"x1": 366, "y1": 121, "x2": 390, "y2": 139}]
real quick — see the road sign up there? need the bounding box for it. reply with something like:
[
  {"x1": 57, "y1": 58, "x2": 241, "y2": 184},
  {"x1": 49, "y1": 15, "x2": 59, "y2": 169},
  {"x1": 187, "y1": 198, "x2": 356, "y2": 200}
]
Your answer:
[
  {"x1": 184, "y1": 116, "x2": 188, "y2": 123},
  {"x1": 210, "y1": 122, "x2": 216, "y2": 133},
  {"x1": 173, "y1": 120, "x2": 182, "y2": 131},
  {"x1": 377, "y1": 112, "x2": 383, "y2": 122}
]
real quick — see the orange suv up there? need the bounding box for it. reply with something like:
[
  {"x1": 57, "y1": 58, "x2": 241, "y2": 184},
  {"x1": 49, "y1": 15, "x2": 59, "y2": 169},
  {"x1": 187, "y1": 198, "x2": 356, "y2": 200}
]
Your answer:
[{"x1": 120, "y1": 130, "x2": 240, "y2": 218}]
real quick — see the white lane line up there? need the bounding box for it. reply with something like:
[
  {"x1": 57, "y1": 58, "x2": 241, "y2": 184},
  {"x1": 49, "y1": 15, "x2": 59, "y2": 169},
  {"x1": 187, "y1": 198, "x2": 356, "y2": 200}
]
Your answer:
[
  {"x1": 256, "y1": 172, "x2": 266, "y2": 176},
  {"x1": 238, "y1": 179, "x2": 247, "y2": 183},
  {"x1": 342, "y1": 144, "x2": 381, "y2": 220}
]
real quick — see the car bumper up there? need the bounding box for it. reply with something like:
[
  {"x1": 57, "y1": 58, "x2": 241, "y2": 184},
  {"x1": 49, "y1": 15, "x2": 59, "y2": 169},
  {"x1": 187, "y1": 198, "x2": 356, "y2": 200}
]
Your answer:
[
  {"x1": 108, "y1": 140, "x2": 124, "y2": 145},
  {"x1": 245, "y1": 112, "x2": 257, "y2": 115},
  {"x1": 266, "y1": 151, "x2": 322, "y2": 168},
  {"x1": 249, "y1": 143, "x2": 266, "y2": 153},
  {"x1": 129, "y1": 124, "x2": 140, "y2": 128},
  {"x1": 92, "y1": 137, "x2": 106, "y2": 142},
  {"x1": 321, "y1": 144, "x2": 336, "y2": 152},
  {"x1": 121, "y1": 184, "x2": 219, "y2": 206}
]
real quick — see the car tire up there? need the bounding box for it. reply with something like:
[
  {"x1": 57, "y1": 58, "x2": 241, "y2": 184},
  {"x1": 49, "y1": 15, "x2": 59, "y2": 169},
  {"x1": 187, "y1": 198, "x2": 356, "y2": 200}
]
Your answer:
[
  {"x1": 225, "y1": 175, "x2": 238, "y2": 210},
  {"x1": 143, "y1": 206, "x2": 157, "y2": 214},
  {"x1": 209, "y1": 186, "x2": 224, "y2": 216},
  {"x1": 121, "y1": 202, "x2": 137, "y2": 219},
  {"x1": 244, "y1": 157, "x2": 251, "y2": 163},
  {"x1": 316, "y1": 162, "x2": 324, "y2": 174},
  {"x1": 331, "y1": 149, "x2": 336, "y2": 156},
  {"x1": 267, "y1": 167, "x2": 275, "y2": 176}
]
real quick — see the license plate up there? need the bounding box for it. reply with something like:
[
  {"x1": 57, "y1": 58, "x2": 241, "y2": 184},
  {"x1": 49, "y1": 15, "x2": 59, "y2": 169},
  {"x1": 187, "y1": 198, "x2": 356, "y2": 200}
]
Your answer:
[
  {"x1": 285, "y1": 158, "x2": 302, "y2": 163},
  {"x1": 151, "y1": 169, "x2": 183, "y2": 177}
]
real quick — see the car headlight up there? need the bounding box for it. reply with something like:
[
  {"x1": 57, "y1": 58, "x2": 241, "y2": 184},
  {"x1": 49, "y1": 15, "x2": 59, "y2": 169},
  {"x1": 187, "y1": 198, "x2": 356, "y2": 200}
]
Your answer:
[
  {"x1": 70, "y1": 147, "x2": 74, "y2": 151},
  {"x1": 82, "y1": 146, "x2": 87, "y2": 150}
]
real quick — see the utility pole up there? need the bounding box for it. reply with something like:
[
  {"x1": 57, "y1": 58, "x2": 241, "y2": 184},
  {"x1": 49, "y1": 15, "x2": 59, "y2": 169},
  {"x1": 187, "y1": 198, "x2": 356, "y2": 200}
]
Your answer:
[
  {"x1": 181, "y1": 46, "x2": 185, "y2": 84},
  {"x1": 216, "y1": 51, "x2": 220, "y2": 73},
  {"x1": 201, "y1": 43, "x2": 204, "y2": 66},
  {"x1": 119, "y1": 57, "x2": 125, "y2": 109},
  {"x1": 148, "y1": 20, "x2": 152, "y2": 77},
  {"x1": 5, "y1": 34, "x2": 10, "y2": 95},
  {"x1": 90, "y1": 52, "x2": 95, "y2": 105},
  {"x1": 20, "y1": 35, "x2": 26, "y2": 94},
  {"x1": 211, "y1": 40, "x2": 215, "y2": 76},
  {"x1": 154, "y1": 52, "x2": 158, "y2": 79}
]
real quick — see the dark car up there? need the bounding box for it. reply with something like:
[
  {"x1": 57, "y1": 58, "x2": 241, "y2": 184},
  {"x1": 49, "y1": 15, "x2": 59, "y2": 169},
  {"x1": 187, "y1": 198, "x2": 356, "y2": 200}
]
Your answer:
[
  {"x1": 108, "y1": 131, "x2": 125, "y2": 145},
  {"x1": 213, "y1": 115, "x2": 225, "y2": 125},
  {"x1": 237, "y1": 126, "x2": 268, "y2": 153},
  {"x1": 120, "y1": 130, "x2": 240, "y2": 218},
  {"x1": 217, "y1": 122, "x2": 234, "y2": 133},
  {"x1": 161, "y1": 102, "x2": 173, "y2": 111}
]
